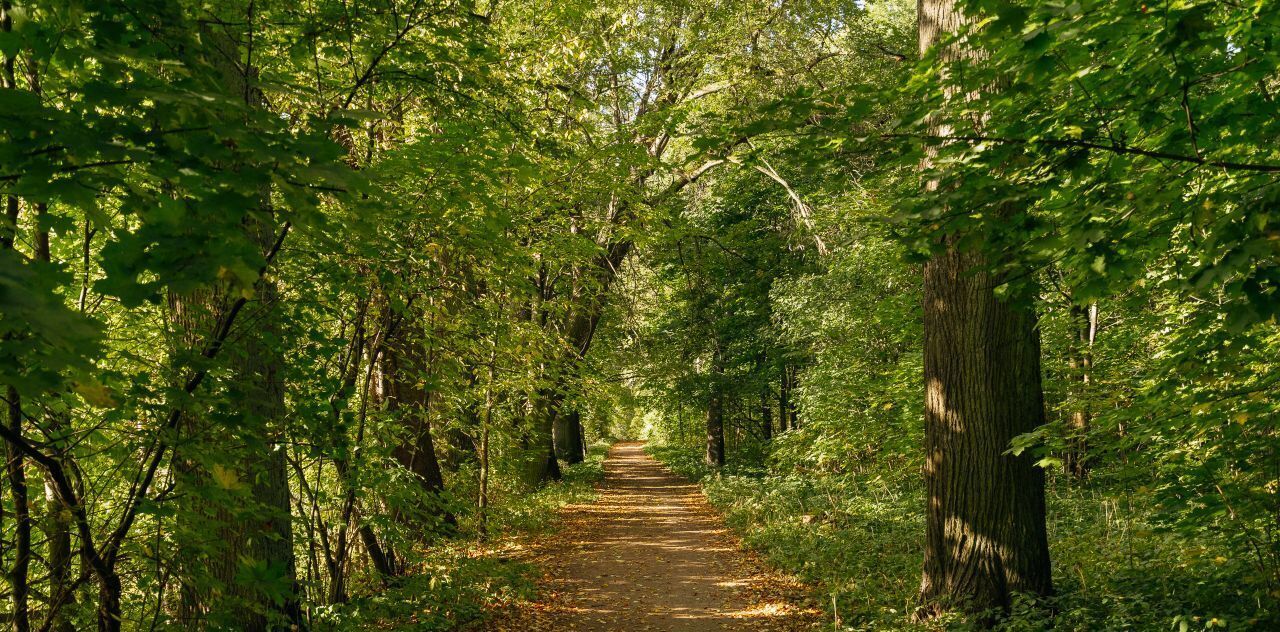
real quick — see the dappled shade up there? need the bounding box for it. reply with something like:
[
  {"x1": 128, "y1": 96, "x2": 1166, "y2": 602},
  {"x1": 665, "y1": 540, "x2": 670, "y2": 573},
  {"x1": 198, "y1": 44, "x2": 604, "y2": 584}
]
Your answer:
[{"x1": 487, "y1": 443, "x2": 818, "y2": 631}]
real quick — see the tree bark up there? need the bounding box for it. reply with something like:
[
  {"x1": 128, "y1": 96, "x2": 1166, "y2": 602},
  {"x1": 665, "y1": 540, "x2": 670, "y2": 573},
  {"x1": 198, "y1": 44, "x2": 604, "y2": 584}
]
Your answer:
[
  {"x1": 1, "y1": 20, "x2": 31, "y2": 622},
  {"x1": 521, "y1": 388, "x2": 563, "y2": 487},
  {"x1": 32, "y1": 197, "x2": 75, "y2": 632},
  {"x1": 381, "y1": 317, "x2": 454, "y2": 530},
  {"x1": 231, "y1": 264, "x2": 304, "y2": 629},
  {"x1": 532, "y1": 240, "x2": 631, "y2": 485},
  {"x1": 5, "y1": 386, "x2": 31, "y2": 632},
  {"x1": 168, "y1": 25, "x2": 302, "y2": 630},
  {"x1": 917, "y1": 0, "x2": 1053, "y2": 617},
  {"x1": 554, "y1": 410, "x2": 587, "y2": 464},
  {"x1": 778, "y1": 368, "x2": 789, "y2": 433},
  {"x1": 1064, "y1": 303, "x2": 1095, "y2": 480},
  {"x1": 760, "y1": 384, "x2": 773, "y2": 441},
  {"x1": 705, "y1": 348, "x2": 725, "y2": 468}
]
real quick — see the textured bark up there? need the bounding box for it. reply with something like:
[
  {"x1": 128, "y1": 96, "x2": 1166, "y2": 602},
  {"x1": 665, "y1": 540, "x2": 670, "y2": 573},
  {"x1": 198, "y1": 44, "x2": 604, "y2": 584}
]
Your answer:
[
  {"x1": 168, "y1": 224, "x2": 301, "y2": 632},
  {"x1": 788, "y1": 368, "x2": 798, "y2": 427},
  {"x1": 533, "y1": 240, "x2": 631, "y2": 484},
  {"x1": 919, "y1": 246, "x2": 1053, "y2": 614},
  {"x1": 477, "y1": 362, "x2": 494, "y2": 535},
  {"x1": 917, "y1": 0, "x2": 1053, "y2": 617},
  {"x1": 381, "y1": 319, "x2": 453, "y2": 530},
  {"x1": 705, "y1": 350, "x2": 725, "y2": 468},
  {"x1": 521, "y1": 388, "x2": 563, "y2": 487},
  {"x1": 42, "y1": 467, "x2": 74, "y2": 632},
  {"x1": 554, "y1": 410, "x2": 587, "y2": 464},
  {"x1": 169, "y1": 26, "x2": 302, "y2": 629},
  {"x1": 783, "y1": 365, "x2": 799, "y2": 430},
  {"x1": 167, "y1": 282, "x2": 221, "y2": 626},
  {"x1": 233, "y1": 265, "x2": 304, "y2": 629}
]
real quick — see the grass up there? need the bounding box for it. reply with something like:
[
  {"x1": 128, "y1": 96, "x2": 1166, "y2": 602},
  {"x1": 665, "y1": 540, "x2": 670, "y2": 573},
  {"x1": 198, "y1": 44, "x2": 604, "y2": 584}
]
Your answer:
[{"x1": 647, "y1": 443, "x2": 1277, "y2": 631}]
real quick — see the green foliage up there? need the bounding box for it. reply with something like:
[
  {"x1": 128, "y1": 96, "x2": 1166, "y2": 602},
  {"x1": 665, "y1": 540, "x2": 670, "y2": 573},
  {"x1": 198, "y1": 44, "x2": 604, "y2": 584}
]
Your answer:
[
  {"x1": 313, "y1": 445, "x2": 606, "y2": 631},
  {"x1": 652, "y1": 442, "x2": 1278, "y2": 631}
]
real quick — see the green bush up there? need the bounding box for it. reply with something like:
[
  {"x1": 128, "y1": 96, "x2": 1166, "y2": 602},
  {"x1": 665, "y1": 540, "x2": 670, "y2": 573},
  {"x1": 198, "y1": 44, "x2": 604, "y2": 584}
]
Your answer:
[{"x1": 649, "y1": 444, "x2": 1277, "y2": 631}]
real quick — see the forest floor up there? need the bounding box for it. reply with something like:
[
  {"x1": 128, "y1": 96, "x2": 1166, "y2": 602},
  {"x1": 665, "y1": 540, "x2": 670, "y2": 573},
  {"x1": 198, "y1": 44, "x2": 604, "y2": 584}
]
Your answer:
[{"x1": 484, "y1": 442, "x2": 821, "y2": 631}]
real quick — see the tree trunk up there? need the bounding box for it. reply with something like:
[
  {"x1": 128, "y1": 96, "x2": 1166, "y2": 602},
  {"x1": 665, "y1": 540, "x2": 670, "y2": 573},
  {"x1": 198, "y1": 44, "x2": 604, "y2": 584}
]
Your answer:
[
  {"x1": 705, "y1": 350, "x2": 725, "y2": 468},
  {"x1": 783, "y1": 365, "x2": 800, "y2": 429},
  {"x1": 554, "y1": 410, "x2": 587, "y2": 464},
  {"x1": 34, "y1": 199, "x2": 75, "y2": 632},
  {"x1": 231, "y1": 266, "x2": 304, "y2": 629},
  {"x1": 917, "y1": 0, "x2": 1053, "y2": 617},
  {"x1": 0, "y1": 10, "x2": 30, "y2": 628},
  {"x1": 5, "y1": 386, "x2": 31, "y2": 632},
  {"x1": 42, "y1": 465, "x2": 74, "y2": 632},
  {"x1": 1065, "y1": 303, "x2": 1095, "y2": 480},
  {"x1": 527, "y1": 240, "x2": 630, "y2": 486},
  {"x1": 521, "y1": 388, "x2": 563, "y2": 487},
  {"x1": 170, "y1": 26, "x2": 302, "y2": 629},
  {"x1": 381, "y1": 319, "x2": 454, "y2": 530},
  {"x1": 477, "y1": 373, "x2": 493, "y2": 535},
  {"x1": 778, "y1": 369, "x2": 789, "y2": 433},
  {"x1": 760, "y1": 379, "x2": 773, "y2": 441}
]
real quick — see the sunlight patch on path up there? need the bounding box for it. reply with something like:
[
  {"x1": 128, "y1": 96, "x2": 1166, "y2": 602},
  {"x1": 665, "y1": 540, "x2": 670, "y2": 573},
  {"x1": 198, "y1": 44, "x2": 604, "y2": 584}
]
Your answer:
[{"x1": 485, "y1": 442, "x2": 820, "y2": 631}]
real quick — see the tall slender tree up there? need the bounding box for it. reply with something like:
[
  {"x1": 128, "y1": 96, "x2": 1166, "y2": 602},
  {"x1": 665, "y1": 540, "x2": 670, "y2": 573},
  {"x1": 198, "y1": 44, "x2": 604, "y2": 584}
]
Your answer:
[{"x1": 705, "y1": 345, "x2": 726, "y2": 468}]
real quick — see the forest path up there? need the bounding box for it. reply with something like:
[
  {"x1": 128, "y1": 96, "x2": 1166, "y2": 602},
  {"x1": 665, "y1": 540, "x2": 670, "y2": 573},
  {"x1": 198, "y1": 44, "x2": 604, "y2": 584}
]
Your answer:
[{"x1": 486, "y1": 442, "x2": 819, "y2": 631}]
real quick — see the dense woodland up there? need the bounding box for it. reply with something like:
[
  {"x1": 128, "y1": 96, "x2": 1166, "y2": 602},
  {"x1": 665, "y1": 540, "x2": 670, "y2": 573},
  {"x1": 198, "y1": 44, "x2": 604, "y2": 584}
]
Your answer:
[{"x1": 0, "y1": 0, "x2": 1278, "y2": 630}]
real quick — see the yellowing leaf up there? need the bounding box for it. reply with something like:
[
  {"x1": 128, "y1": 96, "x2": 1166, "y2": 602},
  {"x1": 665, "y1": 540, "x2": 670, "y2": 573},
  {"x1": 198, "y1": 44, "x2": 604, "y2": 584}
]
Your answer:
[
  {"x1": 211, "y1": 464, "x2": 241, "y2": 490},
  {"x1": 74, "y1": 381, "x2": 118, "y2": 408}
]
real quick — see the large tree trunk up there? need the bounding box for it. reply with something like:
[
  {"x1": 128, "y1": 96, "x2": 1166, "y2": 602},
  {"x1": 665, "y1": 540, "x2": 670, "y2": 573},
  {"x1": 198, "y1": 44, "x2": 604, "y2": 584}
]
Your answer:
[
  {"x1": 381, "y1": 318, "x2": 454, "y2": 531},
  {"x1": 917, "y1": 0, "x2": 1053, "y2": 617},
  {"x1": 919, "y1": 246, "x2": 1053, "y2": 615},
  {"x1": 534, "y1": 240, "x2": 630, "y2": 484},
  {"x1": 170, "y1": 26, "x2": 302, "y2": 630},
  {"x1": 554, "y1": 410, "x2": 587, "y2": 464},
  {"x1": 229, "y1": 278, "x2": 304, "y2": 629},
  {"x1": 521, "y1": 387, "x2": 563, "y2": 487},
  {"x1": 169, "y1": 214, "x2": 301, "y2": 632}
]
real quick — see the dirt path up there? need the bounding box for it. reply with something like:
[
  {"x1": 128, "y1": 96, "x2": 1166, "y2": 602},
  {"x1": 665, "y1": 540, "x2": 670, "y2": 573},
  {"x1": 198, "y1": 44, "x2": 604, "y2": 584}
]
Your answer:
[{"x1": 487, "y1": 442, "x2": 819, "y2": 631}]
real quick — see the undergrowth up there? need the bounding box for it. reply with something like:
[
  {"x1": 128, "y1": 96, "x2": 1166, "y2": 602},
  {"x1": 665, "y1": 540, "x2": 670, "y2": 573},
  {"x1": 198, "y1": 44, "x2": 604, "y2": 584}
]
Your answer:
[
  {"x1": 648, "y1": 443, "x2": 1276, "y2": 632},
  {"x1": 313, "y1": 443, "x2": 608, "y2": 631}
]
